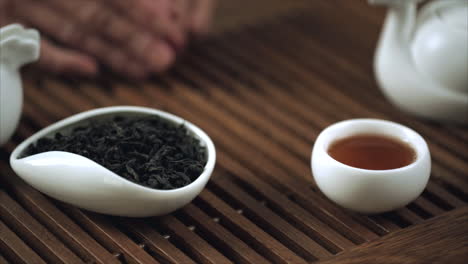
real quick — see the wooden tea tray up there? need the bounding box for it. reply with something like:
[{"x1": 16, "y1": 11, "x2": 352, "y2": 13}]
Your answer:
[{"x1": 1, "y1": 1, "x2": 467, "y2": 263}]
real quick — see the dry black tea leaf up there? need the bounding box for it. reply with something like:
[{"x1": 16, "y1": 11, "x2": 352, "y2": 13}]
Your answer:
[{"x1": 23, "y1": 116, "x2": 207, "y2": 190}]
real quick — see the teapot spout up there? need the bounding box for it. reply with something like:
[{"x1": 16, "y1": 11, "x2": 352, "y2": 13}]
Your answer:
[{"x1": 371, "y1": 0, "x2": 419, "y2": 48}]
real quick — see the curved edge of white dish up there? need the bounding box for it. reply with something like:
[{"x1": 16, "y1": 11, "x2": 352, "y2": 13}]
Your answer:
[{"x1": 10, "y1": 106, "x2": 216, "y2": 216}]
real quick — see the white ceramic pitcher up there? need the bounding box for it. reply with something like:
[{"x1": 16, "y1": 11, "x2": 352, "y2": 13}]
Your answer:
[
  {"x1": 0, "y1": 24, "x2": 40, "y2": 145},
  {"x1": 370, "y1": 0, "x2": 468, "y2": 123}
]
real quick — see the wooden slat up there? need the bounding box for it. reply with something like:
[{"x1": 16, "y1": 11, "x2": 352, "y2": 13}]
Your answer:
[
  {"x1": 0, "y1": 220, "x2": 46, "y2": 264},
  {"x1": 158, "y1": 215, "x2": 233, "y2": 264},
  {"x1": 425, "y1": 182, "x2": 465, "y2": 209},
  {"x1": 177, "y1": 203, "x2": 271, "y2": 264},
  {"x1": 62, "y1": 206, "x2": 160, "y2": 264},
  {"x1": 211, "y1": 176, "x2": 333, "y2": 259},
  {"x1": 411, "y1": 197, "x2": 445, "y2": 217},
  {"x1": 119, "y1": 219, "x2": 197, "y2": 264},
  {"x1": 0, "y1": 167, "x2": 119, "y2": 264},
  {"x1": 318, "y1": 208, "x2": 468, "y2": 264},
  {"x1": 197, "y1": 190, "x2": 308, "y2": 264},
  {"x1": 0, "y1": 191, "x2": 84, "y2": 264}
]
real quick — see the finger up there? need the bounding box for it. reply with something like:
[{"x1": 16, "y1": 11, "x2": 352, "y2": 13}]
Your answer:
[
  {"x1": 47, "y1": 0, "x2": 175, "y2": 73},
  {"x1": 172, "y1": 0, "x2": 190, "y2": 28},
  {"x1": 190, "y1": 0, "x2": 215, "y2": 35},
  {"x1": 124, "y1": 61, "x2": 149, "y2": 80},
  {"x1": 82, "y1": 35, "x2": 149, "y2": 79},
  {"x1": 111, "y1": 0, "x2": 185, "y2": 49},
  {"x1": 17, "y1": 0, "x2": 171, "y2": 76},
  {"x1": 111, "y1": 0, "x2": 171, "y2": 31},
  {"x1": 13, "y1": 0, "x2": 86, "y2": 46},
  {"x1": 38, "y1": 38, "x2": 98, "y2": 76},
  {"x1": 124, "y1": 29, "x2": 175, "y2": 72}
]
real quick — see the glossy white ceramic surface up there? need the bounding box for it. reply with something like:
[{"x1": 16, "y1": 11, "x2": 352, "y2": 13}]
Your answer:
[
  {"x1": 371, "y1": 0, "x2": 468, "y2": 123},
  {"x1": 0, "y1": 24, "x2": 40, "y2": 145},
  {"x1": 10, "y1": 106, "x2": 216, "y2": 217},
  {"x1": 311, "y1": 119, "x2": 431, "y2": 214}
]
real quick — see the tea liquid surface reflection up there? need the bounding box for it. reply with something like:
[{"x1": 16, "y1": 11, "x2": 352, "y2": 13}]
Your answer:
[{"x1": 328, "y1": 134, "x2": 416, "y2": 170}]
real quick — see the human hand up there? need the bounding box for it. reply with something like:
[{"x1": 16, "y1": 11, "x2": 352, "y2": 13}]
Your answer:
[{"x1": 2, "y1": 0, "x2": 215, "y2": 79}]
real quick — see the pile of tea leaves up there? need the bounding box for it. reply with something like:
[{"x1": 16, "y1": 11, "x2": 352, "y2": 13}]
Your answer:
[{"x1": 23, "y1": 116, "x2": 207, "y2": 190}]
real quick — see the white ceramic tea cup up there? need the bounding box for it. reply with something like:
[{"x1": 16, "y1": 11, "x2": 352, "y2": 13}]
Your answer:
[
  {"x1": 311, "y1": 119, "x2": 431, "y2": 214},
  {"x1": 10, "y1": 106, "x2": 216, "y2": 217}
]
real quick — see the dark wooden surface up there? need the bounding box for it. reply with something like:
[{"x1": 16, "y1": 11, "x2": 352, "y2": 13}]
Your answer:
[{"x1": 1, "y1": 1, "x2": 467, "y2": 263}]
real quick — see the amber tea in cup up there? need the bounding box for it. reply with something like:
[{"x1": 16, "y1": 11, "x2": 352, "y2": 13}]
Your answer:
[{"x1": 328, "y1": 134, "x2": 416, "y2": 170}]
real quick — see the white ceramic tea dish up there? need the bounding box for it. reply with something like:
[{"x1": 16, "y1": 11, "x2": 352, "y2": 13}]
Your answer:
[
  {"x1": 10, "y1": 106, "x2": 216, "y2": 217},
  {"x1": 0, "y1": 24, "x2": 40, "y2": 145},
  {"x1": 370, "y1": 0, "x2": 468, "y2": 123},
  {"x1": 311, "y1": 119, "x2": 431, "y2": 214}
]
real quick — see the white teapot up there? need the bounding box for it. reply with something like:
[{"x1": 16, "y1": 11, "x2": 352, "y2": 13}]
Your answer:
[
  {"x1": 370, "y1": 0, "x2": 468, "y2": 123},
  {"x1": 0, "y1": 24, "x2": 40, "y2": 145}
]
